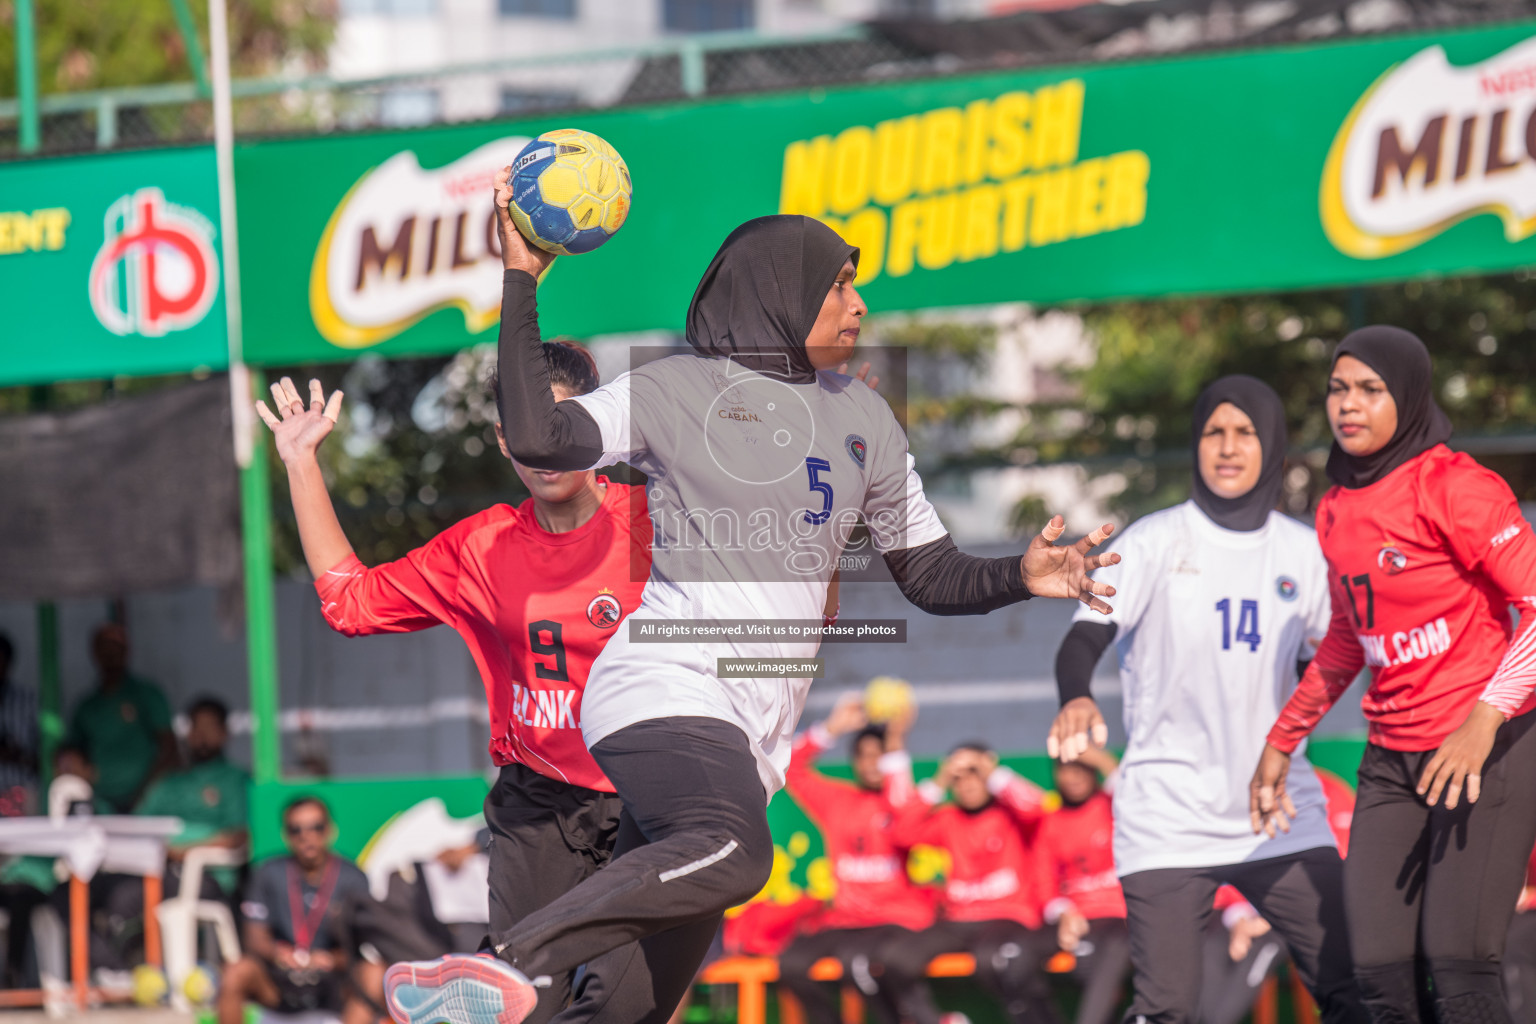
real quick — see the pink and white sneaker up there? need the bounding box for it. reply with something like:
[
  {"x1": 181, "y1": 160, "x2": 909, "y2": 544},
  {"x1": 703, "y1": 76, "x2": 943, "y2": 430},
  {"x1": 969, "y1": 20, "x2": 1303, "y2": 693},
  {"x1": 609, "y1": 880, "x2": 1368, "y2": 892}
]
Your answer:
[{"x1": 383, "y1": 953, "x2": 541, "y2": 1024}]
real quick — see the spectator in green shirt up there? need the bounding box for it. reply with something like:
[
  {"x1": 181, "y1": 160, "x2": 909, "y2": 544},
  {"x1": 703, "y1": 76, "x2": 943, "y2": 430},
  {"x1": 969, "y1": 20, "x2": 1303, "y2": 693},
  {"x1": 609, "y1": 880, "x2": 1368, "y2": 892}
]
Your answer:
[
  {"x1": 136, "y1": 697, "x2": 250, "y2": 898},
  {"x1": 66, "y1": 624, "x2": 177, "y2": 812},
  {"x1": 100, "y1": 698, "x2": 252, "y2": 964}
]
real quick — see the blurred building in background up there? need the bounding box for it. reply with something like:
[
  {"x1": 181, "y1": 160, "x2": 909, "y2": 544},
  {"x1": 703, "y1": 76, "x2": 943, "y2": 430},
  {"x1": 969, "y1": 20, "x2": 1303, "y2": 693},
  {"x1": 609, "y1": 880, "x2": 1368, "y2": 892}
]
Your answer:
[
  {"x1": 330, "y1": 0, "x2": 971, "y2": 125},
  {"x1": 325, "y1": 0, "x2": 1534, "y2": 128}
]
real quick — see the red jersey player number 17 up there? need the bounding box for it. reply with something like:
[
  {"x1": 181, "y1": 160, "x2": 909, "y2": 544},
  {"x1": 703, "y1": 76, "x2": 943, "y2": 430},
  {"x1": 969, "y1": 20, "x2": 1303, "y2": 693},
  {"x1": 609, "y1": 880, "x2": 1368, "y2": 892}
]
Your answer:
[{"x1": 1255, "y1": 326, "x2": 1536, "y2": 1024}]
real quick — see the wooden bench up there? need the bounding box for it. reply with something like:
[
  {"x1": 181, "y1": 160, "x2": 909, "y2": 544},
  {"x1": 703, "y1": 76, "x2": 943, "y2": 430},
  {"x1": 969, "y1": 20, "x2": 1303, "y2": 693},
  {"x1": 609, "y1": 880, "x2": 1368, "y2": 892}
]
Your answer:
[
  {"x1": 697, "y1": 952, "x2": 1317, "y2": 1024},
  {"x1": 699, "y1": 954, "x2": 977, "y2": 1024}
]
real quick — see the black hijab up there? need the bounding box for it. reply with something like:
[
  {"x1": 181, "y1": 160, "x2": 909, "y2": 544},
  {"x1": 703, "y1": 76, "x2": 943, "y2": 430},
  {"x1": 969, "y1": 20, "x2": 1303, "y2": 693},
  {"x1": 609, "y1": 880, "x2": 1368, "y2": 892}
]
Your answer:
[
  {"x1": 685, "y1": 215, "x2": 859, "y2": 385},
  {"x1": 1324, "y1": 326, "x2": 1452, "y2": 489},
  {"x1": 1190, "y1": 374, "x2": 1288, "y2": 532}
]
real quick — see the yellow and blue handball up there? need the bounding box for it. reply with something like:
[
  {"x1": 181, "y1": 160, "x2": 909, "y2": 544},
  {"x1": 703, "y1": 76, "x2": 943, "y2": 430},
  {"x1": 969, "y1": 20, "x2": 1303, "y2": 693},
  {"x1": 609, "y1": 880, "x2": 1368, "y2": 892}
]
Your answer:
[
  {"x1": 506, "y1": 128, "x2": 632, "y2": 255},
  {"x1": 864, "y1": 676, "x2": 915, "y2": 723}
]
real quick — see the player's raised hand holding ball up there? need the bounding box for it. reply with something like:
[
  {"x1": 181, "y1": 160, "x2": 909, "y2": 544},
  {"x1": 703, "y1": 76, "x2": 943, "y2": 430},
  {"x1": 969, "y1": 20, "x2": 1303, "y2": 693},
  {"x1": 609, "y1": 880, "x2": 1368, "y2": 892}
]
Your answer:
[{"x1": 494, "y1": 128, "x2": 632, "y2": 280}]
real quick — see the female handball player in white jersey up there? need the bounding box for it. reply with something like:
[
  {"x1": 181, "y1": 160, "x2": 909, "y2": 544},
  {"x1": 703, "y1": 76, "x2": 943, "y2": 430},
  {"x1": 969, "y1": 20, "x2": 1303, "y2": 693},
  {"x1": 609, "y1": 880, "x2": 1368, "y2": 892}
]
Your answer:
[
  {"x1": 1048, "y1": 376, "x2": 1364, "y2": 1023},
  {"x1": 380, "y1": 172, "x2": 1122, "y2": 1024},
  {"x1": 1252, "y1": 327, "x2": 1536, "y2": 1024}
]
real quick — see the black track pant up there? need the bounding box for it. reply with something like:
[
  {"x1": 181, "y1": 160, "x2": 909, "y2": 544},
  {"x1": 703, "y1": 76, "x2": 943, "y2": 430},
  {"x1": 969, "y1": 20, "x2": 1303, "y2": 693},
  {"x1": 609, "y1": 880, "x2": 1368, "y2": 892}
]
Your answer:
[
  {"x1": 1119, "y1": 847, "x2": 1363, "y2": 1024},
  {"x1": 1503, "y1": 911, "x2": 1536, "y2": 1018},
  {"x1": 1344, "y1": 712, "x2": 1536, "y2": 1024},
  {"x1": 779, "y1": 925, "x2": 913, "y2": 1024},
  {"x1": 482, "y1": 762, "x2": 623, "y2": 1024},
  {"x1": 1060, "y1": 918, "x2": 1131, "y2": 1024},
  {"x1": 1195, "y1": 916, "x2": 1285, "y2": 1024},
  {"x1": 878, "y1": 918, "x2": 1062, "y2": 1024},
  {"x1": 489, "y1": 718, "x2": 775, "y2": 1024}
]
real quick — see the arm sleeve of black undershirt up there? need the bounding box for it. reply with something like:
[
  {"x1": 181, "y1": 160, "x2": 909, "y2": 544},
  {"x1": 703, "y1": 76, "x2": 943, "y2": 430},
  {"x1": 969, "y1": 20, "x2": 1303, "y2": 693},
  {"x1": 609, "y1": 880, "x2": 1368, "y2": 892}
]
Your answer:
[
  {"x1": 1055, "y1": 620, "x2": 1118, "y2": 705},
  {"x1": 881, "y1": 535, "x2": 1032, "y2": 616},
  {"x1": 495, "y1": 269, "x2": 606, "y2": 470}
]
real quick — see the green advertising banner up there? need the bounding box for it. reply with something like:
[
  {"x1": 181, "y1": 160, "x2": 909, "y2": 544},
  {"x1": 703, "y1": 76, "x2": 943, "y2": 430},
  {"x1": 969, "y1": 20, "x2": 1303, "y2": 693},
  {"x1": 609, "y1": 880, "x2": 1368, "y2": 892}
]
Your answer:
[
  {"x1": 236, "y1": 20, "x2": 1536, "y2": 368},
  {"x1": 249, "y1": 737, "x2": 1368, "y2": 899},
  {"x1": 0, "y1": 147, "x2": 227, "y2": 386}
]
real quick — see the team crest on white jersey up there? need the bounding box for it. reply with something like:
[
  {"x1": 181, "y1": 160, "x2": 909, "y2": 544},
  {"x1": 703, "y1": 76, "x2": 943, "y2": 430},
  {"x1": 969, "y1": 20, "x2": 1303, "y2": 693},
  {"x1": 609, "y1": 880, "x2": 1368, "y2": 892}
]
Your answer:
[
  {"x1": 1276, "y1": 576, "x2": 1298, "y2": 601},
  {"x1": 1378, "y1": 545, "x2": 1408, "y2": 575},
  {"x1": 845, "y1": 433, "x2": 867, "y2": 468},
  {"x1": 587, "y1": 590, "x2": 622, "y2": 629}
]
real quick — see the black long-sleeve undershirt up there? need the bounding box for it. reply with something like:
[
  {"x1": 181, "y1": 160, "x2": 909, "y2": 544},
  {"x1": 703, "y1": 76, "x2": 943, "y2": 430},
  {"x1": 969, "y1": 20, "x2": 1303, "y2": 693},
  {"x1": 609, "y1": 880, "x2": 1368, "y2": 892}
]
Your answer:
[
  {"x1": 495, "y1": 269, "x2": 605, "y2": 470},
  {"x1": 500, "y1": 270, "x2": 1036, "y2": 617},
  {"x1": 1056, "y1": 620, "x2": 1118, "y2": 705},
  {"x1": 882, "y1": 536, "x2": 1032, "y2": 616}
]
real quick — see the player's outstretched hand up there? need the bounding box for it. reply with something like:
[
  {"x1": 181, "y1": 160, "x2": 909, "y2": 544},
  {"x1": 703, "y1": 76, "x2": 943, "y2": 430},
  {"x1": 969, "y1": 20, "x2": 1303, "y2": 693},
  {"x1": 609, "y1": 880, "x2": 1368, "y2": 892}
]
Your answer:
[
  {"x1": 1249, "y1": 743, "x2": 1296, "y2": 838},
  {"x1": 493, "y1": 166, "x2": 558, "y2": 281},
  {"x1": 823, "y1": 694, "x2": 868, "y2": 738},
  {"x1": 1417, "y1": 699, "x2": 1503, "y2": 809},
  {"x1": 256, "y1": 377, "x2": 343, "y2": 466},
  {"x1": 1021, "y1": 517, "x2": 1118, "y2": 613},
  {"x1": 1047, "y1": 697, "x2": 1108, "y2": 762}
]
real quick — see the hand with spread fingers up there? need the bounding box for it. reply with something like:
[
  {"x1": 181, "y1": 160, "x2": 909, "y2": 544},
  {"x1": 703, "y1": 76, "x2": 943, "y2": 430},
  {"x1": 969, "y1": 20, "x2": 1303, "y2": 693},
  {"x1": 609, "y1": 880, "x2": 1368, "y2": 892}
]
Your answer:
[
  {"x1": 255, "y1": 376, "x2": 344, "y2": 466},
  {"x1": 1249, "y1": 743, "x2": 1296, "y2": 839},
  {"x1": 254, "y1": 376, "x2": 357, "y2": 578},
  {"x1": 1021, "y1": 517, "x2": 1120, "y2": 613},
  {"x1": 1047, "y1": 697, "x2": 1109, "y2": 763},
  {"x1": 1416, "y1": 700, "x2": 1504, "y2": 810}
]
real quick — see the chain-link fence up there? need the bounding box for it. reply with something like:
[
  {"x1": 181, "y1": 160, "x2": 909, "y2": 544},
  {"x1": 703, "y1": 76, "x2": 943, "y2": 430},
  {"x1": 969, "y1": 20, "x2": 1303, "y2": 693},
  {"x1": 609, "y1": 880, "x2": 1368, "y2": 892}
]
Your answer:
[
  {"x1": 3, "y1": 0, "x2": 1534, "y2": 158},
  {"x1": 0, "y1": 27, "x2": 933, "y2": 158}
]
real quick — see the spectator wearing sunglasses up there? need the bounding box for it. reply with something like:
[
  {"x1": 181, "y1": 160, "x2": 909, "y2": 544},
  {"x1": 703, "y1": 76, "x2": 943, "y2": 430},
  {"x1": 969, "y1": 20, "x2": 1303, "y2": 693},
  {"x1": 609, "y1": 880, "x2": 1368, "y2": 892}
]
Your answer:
[{"x1": 224, "y1": 797, "x2": 368, "y2": 1024}]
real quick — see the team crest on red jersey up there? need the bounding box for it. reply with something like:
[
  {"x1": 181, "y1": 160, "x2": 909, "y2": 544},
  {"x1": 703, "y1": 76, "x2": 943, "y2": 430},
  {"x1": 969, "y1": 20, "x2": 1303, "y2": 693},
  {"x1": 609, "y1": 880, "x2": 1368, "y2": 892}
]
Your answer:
[
  {"x1": 1378, "y1": 545, "x2": 1408, "y2": 575},
  {"x1": 587, "y1": 590, "x2": 622, "y2": 629}
]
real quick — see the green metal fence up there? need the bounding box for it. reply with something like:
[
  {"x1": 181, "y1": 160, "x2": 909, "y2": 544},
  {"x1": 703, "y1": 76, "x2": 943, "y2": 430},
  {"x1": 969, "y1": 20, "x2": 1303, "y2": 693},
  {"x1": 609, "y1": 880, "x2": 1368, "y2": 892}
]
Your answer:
[{"x1": 0, "y1": 26, "x2": 926, "y2": 157}]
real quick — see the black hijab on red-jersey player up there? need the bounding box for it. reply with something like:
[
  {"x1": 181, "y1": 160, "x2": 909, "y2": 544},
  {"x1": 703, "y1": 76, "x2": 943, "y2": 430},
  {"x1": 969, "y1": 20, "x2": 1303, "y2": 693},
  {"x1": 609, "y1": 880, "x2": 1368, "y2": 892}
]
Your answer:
[
  {"x1": 685, "y1": 215, "x2": 859, "y2": 385},
  {"x1": 1190, "y1": 374, "x2": 1288, "y2": 532},
  {"x1": 1324, "y1": 325, "x2": 1452, "y2": 490}
]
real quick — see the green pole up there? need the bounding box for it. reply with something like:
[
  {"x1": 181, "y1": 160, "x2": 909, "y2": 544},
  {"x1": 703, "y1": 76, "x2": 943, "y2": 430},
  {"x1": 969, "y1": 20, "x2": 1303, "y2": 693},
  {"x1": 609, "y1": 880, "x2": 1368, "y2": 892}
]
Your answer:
[
  {"x1": 168, "y1": 0, "x2": 213, "y2": 98},
  {"x1": 241, "y1": 370, "x2": 281, "y2": 784},
  {"x1": 26, "y1": 388, "x2": 58, "y2": 787},
  {"x1": 36, "y1": 602, "x2": 61, "y2": 789},
  {"x1": 15, "y1": 0, "x2": 39, "y2": 153}
]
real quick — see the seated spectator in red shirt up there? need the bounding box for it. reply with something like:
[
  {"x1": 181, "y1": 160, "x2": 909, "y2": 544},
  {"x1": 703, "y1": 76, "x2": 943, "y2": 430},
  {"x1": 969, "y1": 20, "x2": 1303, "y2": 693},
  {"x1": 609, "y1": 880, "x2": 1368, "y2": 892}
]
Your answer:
[
  {"x1": 778, "y1": 696, "x2": 935, "y2": 1024},
  {"x1": 881, "y1": 733, "x2": 1061, "y2": 1024},
  {"x1": 1037, "y1": 748, "x2": 1127, "y2": 1024}
]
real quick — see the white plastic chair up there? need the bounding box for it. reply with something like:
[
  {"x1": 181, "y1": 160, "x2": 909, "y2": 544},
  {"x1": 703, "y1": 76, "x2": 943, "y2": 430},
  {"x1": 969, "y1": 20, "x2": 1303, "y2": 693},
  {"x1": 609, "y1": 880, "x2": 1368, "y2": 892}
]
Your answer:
[
  {"x1": 156, "y1": 844, "x2": 246, "y2": 1011},
  {"x1": 46, "y1": 774, "x2": 92, "y2": 822},
  {"x1": 30, "y1": 773, "x2": 95, "y2": 1015}
]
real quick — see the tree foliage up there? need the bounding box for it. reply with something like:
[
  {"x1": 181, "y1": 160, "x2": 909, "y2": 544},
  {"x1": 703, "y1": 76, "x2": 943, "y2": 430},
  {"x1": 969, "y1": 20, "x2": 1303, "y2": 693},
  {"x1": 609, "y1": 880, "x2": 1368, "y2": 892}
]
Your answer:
[
  {"x1": 265, "y1": 349, "x2": 532, "y2": 575},
  {"x1": 0, "y1": 0, "x2": 335, "y2": 96},
  {"x1": 1013, "y1": 270, "x2": 1536, "y2": 525}
]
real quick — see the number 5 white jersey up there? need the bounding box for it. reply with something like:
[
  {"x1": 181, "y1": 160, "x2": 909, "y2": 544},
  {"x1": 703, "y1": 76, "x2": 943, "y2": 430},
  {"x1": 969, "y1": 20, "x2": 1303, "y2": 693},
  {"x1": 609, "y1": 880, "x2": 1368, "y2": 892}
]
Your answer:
[
  {"x1": 1071, "y1": 500, "x2": 1337, "y2": 876},
  {"x1": 570, "y1": 354, "x2": 948, "y2": 796}
]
